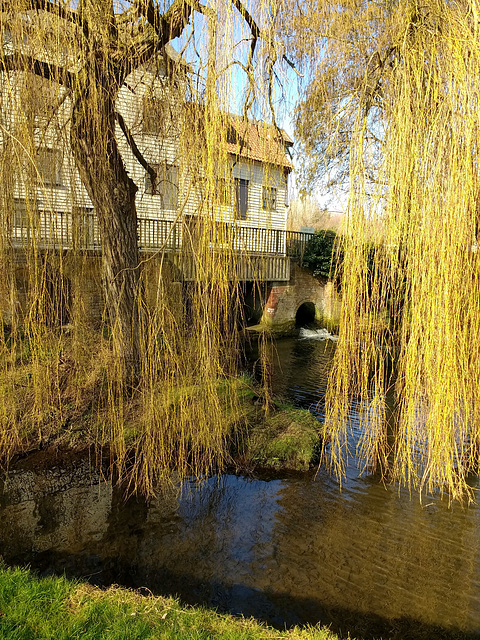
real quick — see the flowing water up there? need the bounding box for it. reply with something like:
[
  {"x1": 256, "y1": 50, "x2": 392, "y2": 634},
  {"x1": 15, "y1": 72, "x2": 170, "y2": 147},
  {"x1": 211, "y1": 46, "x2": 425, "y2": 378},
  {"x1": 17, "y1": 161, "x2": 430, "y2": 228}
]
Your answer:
[{"x1": 1, "y1": 332, "x2": 480, "y2": 639}]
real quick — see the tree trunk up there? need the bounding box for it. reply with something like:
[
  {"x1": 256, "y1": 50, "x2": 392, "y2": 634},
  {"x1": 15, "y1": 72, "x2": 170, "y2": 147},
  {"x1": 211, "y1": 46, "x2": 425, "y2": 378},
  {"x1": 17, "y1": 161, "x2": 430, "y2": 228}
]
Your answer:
[{"x1": 70, "y1": 68, "x2": 141, "y2": 385}]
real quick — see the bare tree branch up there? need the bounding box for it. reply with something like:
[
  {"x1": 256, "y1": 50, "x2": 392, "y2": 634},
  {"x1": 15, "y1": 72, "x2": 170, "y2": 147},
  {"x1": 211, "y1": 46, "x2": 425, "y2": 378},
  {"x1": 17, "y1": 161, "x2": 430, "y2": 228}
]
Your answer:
[
  {"x1": 121, "y1": 0, "x2": 196, "y2": 78},
  {"x1": 195, "y1": 3, "x2": 216, "y2": 20},
  {"x1": 231, "y1": 0, "x2": 258, "y2": 87},
  {"x1": 231, "y1": 0, "x2": 260, "y2": 39},
  {"x1": 143, "y1": 0, "x2": 165, "y2": 34},
  {"x1": 115, "y1": 110, "x2": 157, "y2": 189},
  {"x1": 0, "y1": 54, "x2": 75, "y2": 89},
  {"x1": 121, "y1": 28, "x2": 160, "y2": 77},
  {"x1": 163, "y1": 0, "x2": 195, "y2": 41},
  {"x1": 133, "y1": 0, "x2": 195, "y2": 42},
  {"x1": 232, "y1": 0, "x2": 299, "y2": 75}
]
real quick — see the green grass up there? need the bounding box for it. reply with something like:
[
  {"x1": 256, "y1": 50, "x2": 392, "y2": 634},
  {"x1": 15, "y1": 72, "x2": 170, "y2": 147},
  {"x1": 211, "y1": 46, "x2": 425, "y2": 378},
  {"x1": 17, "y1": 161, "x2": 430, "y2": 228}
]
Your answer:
[
  {"x1": 0, "y1": 565, "x2": 345, "y2": 640},
  {"x1": 242, "y1": 405, "x2": 322, "y2": 471}
]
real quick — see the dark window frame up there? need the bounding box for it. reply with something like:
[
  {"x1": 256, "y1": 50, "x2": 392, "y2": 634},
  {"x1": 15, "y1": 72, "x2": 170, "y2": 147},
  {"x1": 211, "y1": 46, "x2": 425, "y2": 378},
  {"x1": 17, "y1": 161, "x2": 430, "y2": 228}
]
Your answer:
[
  {"x1": 215, "y1": 176, "x2": 232, "y2": 206},
  {"x1": 234, "y1": 177, "x2": 248, "y2": 220},
  {"x1": 262, "y1": 185, "x2": 277, "y2": 211},
  {"x1": 36, "y1": 147, "x2": 63, "y2": 187},
  {"x1": 13, "y1": 199, "x2": 28, "y2": 229},
  {"x1": 143, "y1": 96, "x2": 163, "y2": 135}
]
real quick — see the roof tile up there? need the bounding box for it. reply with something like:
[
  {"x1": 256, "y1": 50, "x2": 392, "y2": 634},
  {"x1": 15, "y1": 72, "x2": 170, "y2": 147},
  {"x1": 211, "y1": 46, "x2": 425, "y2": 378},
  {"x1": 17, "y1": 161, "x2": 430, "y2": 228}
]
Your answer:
[{"x1": 226, "y1": 116, "x2": 293, "y2": 170}]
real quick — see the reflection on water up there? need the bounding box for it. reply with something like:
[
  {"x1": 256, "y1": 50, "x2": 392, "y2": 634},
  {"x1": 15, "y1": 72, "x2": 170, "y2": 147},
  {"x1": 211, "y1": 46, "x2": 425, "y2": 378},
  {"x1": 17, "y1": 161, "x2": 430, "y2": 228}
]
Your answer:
[
  {"x1": 1, "y1": 336, "x2": 480, "y2": 639},
  {"x1": 267, "y1": 335, "x2": 335, "y2": 419}
]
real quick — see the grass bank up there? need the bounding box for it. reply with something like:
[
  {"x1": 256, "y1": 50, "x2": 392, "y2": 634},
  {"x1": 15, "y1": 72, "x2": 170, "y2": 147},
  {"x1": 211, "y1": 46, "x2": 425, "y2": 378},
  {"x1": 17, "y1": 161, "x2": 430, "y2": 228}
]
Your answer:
[{"x1": 0, "y1": 565, "x2": 346, "y2": 640}]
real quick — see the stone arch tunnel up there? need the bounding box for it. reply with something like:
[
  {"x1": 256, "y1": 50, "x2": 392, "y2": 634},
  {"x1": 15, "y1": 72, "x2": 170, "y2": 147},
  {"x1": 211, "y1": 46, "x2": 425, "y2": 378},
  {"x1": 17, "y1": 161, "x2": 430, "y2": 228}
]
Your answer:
[{"x1": 295, "y1": 301, "x2": 316, "y2": 327}]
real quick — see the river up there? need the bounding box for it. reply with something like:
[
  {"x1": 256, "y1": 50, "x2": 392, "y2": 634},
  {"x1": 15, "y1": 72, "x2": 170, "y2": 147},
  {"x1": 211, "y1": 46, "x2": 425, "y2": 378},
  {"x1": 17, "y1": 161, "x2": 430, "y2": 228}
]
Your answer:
[{"x1": 1, "y1": 331, "x2": 480, "y2": 639}]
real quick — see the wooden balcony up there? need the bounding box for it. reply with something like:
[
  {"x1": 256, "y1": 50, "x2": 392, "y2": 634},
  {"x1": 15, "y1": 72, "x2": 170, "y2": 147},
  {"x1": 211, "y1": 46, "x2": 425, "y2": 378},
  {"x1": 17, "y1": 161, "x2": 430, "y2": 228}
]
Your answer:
[{"x1": 10, "y1": 212, "x2": 313, "y2": 282}]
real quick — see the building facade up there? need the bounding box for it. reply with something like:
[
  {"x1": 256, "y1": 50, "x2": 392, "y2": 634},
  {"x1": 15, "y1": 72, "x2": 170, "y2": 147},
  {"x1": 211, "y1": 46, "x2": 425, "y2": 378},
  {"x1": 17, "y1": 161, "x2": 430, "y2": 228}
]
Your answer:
[{"x1": 3, "y1": 46, "x2": 293, "y2": 256}]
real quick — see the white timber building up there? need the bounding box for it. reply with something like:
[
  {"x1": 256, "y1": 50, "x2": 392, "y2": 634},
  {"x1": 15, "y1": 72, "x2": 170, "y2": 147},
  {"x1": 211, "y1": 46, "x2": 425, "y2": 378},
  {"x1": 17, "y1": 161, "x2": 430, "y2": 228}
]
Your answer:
[{"x1": 2, "y1": 44, "x2": 294, "y2": 260}]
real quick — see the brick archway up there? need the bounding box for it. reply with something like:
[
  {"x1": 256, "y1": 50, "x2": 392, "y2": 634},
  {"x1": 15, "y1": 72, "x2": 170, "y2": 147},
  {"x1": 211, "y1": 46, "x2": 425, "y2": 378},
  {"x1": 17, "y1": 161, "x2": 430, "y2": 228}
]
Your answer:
[{"x1": 260, "y1": 263, "x2": 340, "y2": 334}]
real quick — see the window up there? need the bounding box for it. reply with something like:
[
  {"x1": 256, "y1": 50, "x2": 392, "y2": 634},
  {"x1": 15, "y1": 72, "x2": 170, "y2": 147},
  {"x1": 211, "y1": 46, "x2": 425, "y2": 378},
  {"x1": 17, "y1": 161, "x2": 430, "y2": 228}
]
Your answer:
[
  {"x1": 234, "y1": 178, "x2": 248, "y2": 220},
  {"x1": 37, "y1": 148, "x2": 62, "y2": 186},
  {"x1": 13, "y1": 199, "x2": 27, "y2": 229},
  {"x1": 2, "y1": 29, "x2": 12, "y2": 48},
  {"x1": 28, "y1": 75, "x2": 61, "y2": 126},
  {"x1": 145, "y1": 163, "x2": 179, "y2": 209},
  {"x1": 262, "y1": 186, "x2": 277, "y2": 211},
  {"x1": 183, "y1": 214, "x2": 201, "y2": 248}
]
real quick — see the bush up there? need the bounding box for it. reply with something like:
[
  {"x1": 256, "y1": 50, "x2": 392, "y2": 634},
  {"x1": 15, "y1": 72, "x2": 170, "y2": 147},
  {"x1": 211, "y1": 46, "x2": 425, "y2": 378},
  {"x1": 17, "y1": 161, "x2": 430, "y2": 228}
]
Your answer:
[{"x1": 302, "y1": 230, "x2": 341, "y2": 279}]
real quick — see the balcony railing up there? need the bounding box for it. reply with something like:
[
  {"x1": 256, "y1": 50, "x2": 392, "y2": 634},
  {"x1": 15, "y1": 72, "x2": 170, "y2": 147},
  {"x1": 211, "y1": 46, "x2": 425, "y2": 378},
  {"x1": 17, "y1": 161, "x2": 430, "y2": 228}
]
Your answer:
[{"x1": 10, "y1": 212, "x2": 314, "y2": 259}]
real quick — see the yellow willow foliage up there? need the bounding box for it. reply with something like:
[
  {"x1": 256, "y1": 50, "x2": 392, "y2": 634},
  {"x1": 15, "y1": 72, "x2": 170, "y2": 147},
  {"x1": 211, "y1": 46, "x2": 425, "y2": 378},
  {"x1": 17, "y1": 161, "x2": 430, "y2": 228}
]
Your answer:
[
  {"x1": 314, "y1": 0, "x2": 480, "y2": 500},
  {"x1": 0, "y1": 0, "x2": 290, "y2": 496}
]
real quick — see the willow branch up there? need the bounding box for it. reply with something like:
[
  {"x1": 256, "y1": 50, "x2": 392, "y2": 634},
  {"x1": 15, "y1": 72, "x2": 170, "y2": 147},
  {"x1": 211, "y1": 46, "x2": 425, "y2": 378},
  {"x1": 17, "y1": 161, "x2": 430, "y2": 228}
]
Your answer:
[
  {"x1": 232, "y1": 0, "x2": 299, "y2": 75},
  {"x1": 163, "y1": 0, "x2": 195, "y2": 41},
  {"x1": 122, "y1": 0, "x2": 195, "y2": 77},
  {"x1": 134, "y1": 0, "x2": 194, "y2": 40},
  {"x1": 143, "y1": 0, "x2": 165, "y2": 33},
  {"x1": 231, "y1": 0, "x2": 260, "y2": 38},
  {"x1": 283, "y1": 54, "x2": 302, "y2": 76}
]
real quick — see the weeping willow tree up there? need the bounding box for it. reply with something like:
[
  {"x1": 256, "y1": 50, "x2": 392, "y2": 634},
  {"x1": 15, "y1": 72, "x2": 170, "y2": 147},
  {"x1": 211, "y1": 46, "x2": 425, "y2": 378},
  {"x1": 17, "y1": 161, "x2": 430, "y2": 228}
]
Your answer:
[
  {"x1": 0, "y1": 0, "x2": 292, "y2": 495},
  {"x1": 284, "y1": 0, "x2": 480, "y2": 500}
]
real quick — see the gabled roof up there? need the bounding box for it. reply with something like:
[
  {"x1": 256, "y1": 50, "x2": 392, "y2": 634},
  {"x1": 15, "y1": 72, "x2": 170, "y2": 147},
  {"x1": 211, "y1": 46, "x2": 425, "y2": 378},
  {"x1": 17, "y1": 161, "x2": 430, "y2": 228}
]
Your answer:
[
  {"x1": 225, "y1": 116, "x2": 293, "y2": 171},
  {"x1": 137, "y1": 45, "x2": 293, "y2": 170}
]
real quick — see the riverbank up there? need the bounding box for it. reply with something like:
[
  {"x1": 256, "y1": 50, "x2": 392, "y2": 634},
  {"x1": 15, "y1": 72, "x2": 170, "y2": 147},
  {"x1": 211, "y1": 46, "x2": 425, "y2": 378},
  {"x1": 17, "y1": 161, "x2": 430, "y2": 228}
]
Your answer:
[
  {"x1": 4, "y1": 390, "x2": 322, "y2": 483},
  {"x1": 0, "y1": 565, "x2": 344, "y2": 640},
  {"x1": 1, "y1": 328, "x2": 323, "y2": 482}
]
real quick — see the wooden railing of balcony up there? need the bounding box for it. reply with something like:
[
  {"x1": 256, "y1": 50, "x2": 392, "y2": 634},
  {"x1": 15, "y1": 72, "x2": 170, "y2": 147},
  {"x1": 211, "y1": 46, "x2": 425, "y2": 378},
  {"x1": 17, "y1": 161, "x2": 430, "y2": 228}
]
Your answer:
[{"x1": 10, "y1": 212, "x2": 314, "y2": 259}]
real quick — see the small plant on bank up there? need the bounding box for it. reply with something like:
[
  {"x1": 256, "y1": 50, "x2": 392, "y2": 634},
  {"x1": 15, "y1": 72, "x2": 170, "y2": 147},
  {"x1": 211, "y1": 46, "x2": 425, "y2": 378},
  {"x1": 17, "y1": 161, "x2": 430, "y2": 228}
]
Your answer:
[{"x1": 239, "y1": 402, "x2": 322, "y2": 472}]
